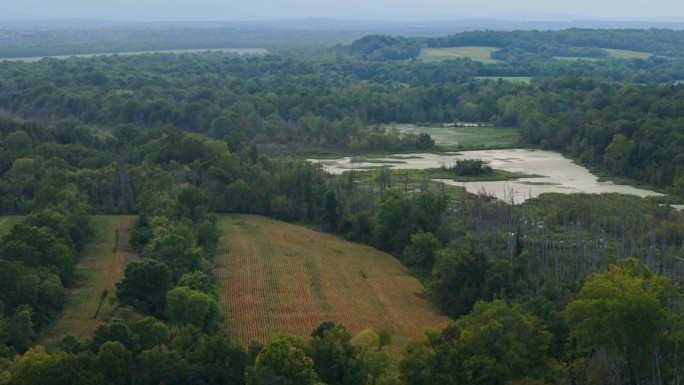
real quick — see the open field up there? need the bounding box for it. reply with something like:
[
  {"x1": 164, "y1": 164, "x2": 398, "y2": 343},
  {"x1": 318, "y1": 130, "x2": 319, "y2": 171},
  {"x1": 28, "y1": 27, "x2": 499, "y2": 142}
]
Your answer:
[
  {"x1": 555, "y1": 48, "x2": 654, "y2": 61},
  {"x1": 215, "y1": 215, "x2": 451, "y2": 356},
  {"x1": 393, "y1": 124, "x2": 519, "y2": 150},
  {"x1": 39, "y1": 215, "x2": 137, "y2": 347},
  {"x1": 419, "y1": 46, "x2": 500, "y2": 64},
  {"x1": 603, "y1": 48, "x2": 653, "y2": 59},
  {"x1": 2, "y1": 48, "x2": 268, "y2": 62},
  {"x1": 0, "y1": 216, "x2": 21, "y2": 237}
]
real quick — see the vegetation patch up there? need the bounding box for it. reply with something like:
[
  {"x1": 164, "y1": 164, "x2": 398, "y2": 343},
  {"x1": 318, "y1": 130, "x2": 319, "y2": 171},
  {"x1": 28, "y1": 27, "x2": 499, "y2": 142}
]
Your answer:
[
  {"x1": 0, "y1": 216, "x2": 21, "y2": 237},
  {"x1": 441, "y1": 159, "x2": 492, "y2": 176},
  {"x1": 214, "y1": 215, "x2": 451, "y2": 356},
  {"x1": 474, "y1": 76, "x2": 533, "y2": 84},
  {"x1": 553, "y1": 56, "x2": 600, "y2": 62},
  {"x1": 385, "y1": 155, "x2": 425, "y2": 159},
  {"x1": 350, "y1": 157, "x2": 407, "y2": 164},
  {"x1": 426, "y1": 168, "x2": 537, "y2": 182}
]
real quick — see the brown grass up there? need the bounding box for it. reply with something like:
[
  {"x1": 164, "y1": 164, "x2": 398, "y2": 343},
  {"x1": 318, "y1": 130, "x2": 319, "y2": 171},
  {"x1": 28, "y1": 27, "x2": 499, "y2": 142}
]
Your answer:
[
  {"x1": 215, "y1": 215, "x2": 452, "y2": 356},
  {"x1": 39, "y1": 215, "x2": 137, "y2": 348}
]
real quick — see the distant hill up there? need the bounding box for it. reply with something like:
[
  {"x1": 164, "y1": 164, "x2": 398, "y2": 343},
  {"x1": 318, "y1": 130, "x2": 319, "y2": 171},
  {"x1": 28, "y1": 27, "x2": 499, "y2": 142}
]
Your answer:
[
  {"x1": 2, "y1": 18, "x2": 684, "y2": 33},
  {"x1": 2, "y1": 18, "x2": 684, "y2": 59}
]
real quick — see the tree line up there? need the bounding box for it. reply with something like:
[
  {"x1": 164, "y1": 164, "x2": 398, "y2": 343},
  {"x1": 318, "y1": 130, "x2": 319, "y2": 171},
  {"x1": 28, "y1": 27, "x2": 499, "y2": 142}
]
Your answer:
[
  {"x1": 3, "y1": 52, "x2": 684, "y2": 191},
  {"x1": 3, "y1": 255, "x2": 682, "y2": 385}
]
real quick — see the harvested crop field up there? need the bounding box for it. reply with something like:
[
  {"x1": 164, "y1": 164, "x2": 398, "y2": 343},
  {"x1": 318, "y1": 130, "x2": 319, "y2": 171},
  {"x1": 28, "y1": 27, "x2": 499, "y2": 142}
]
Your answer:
[
  {"x1": 215, "y1": 215, "x2": 451, "y2": 355},
  {"x1": 39, "y1": 215, "x2": 138, "y2": 347}
]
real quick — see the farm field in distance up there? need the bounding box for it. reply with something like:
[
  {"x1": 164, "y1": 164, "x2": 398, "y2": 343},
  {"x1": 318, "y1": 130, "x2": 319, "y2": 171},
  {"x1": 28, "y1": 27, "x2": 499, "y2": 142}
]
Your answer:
[
  {"x1": 419, "y1": 46, "x2": 500, "y2": 63},
  {"x1": 421, "y1": 46, "x2": 654, "y2": 64},
  {"x1": 1, "y1": 47, "x2": 268, "y2": 62},
  {"x1": 39, "y1": 215, "x2": 137, "y2": 348},
  {"x1": 603, "y1": 48, "x2": 654, "y2": 59},
  {"x1": 555, "y1": 47, "x2": 655, "y2": 61},
  {"x1": 215, "y1": 215, "x2": 452, "y2": 356}
]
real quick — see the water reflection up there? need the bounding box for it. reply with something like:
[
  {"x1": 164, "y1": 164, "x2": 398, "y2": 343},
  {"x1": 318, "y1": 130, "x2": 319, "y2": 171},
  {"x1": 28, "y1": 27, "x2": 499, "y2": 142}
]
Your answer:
[{"x1": 310, "y1": 149, "x2": 663, "y2": 204}]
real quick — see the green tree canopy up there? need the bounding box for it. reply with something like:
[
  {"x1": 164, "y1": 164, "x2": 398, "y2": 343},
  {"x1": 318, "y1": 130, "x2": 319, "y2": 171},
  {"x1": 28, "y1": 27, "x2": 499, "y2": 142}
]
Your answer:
[
  {"x1": 246, "y1": 334, "x2": 316, "y2": 385},
  {"x1": 166, "y1": 286, "x2": 221, "y2": 334},
  {"x1": 433, "y1": 300, "x2": 562, "y2": 385},
  {"x1": 115, "y1": 259, "x2": 172, "y2": 318},
  {"x1": 564, "y1": 258, "x2": 680, "y2": 385},
  {"x1": 307, "y1": 321, "x2": 365, "y2": 385}
]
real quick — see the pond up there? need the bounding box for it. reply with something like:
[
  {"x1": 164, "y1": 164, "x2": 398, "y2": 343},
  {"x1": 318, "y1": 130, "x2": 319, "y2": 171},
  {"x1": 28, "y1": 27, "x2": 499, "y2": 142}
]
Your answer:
[{"x1": 309, "y1": 149, "x2": 663, "y2": 204}]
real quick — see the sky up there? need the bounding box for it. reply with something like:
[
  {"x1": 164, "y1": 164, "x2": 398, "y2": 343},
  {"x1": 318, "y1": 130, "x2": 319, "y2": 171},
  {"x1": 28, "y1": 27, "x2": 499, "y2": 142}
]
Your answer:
[{"x1": 1, "y1": 0, "x2": 684, "y2": 22}]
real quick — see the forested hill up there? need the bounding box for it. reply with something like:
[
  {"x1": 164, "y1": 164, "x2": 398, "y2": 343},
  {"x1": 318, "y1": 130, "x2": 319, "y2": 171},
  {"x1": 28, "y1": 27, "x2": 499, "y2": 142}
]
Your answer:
[
  {"x1": 337, "y1": 28, "x2": 684, "y2": 60},
  {"x1": 2, "y1": 51, "x2": 684, "y2": 190},
  {"x1": 426, "y1": 28, "x2": 684, "y2": 58}
]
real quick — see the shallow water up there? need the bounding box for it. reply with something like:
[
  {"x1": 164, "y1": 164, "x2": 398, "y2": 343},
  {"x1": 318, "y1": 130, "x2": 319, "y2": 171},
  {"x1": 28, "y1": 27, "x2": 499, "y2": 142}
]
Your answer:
[{"x1": 309, "y1": 149, "x2": 663, "y2": 204}]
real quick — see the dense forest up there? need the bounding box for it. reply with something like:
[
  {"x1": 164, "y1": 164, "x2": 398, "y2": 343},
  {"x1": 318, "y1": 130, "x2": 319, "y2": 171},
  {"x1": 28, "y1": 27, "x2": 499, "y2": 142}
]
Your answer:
[
  {"x1": 2, "y1": 50, "x2": 684, "y2": 188},
  {"x1": 2, "y1": 27, "x2": 684, "y2": 385}
]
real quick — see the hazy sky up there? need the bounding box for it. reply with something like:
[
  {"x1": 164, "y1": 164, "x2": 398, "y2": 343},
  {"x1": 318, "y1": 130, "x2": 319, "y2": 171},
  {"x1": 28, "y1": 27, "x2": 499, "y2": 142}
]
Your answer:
[{"x1": 2, "y1": 0, "x2": 684, "y2": 21}]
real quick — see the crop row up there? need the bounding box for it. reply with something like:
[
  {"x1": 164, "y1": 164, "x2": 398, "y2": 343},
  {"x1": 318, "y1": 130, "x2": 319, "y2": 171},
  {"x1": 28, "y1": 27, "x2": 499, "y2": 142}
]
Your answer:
[
  {"x1": 215, "y1": 215, "x2": 451, "y2": 356},
  {"x1": 38, "y1": 216, "x2": 137, "y2": 348}
]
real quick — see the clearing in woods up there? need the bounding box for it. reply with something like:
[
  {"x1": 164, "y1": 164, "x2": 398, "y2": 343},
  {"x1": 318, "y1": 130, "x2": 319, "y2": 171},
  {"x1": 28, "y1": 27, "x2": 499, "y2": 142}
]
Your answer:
[
  {"x1": 215, "y1": 215, "x2": 452, "y2": 355},
  {"x1": 392, "y1": 123, "x2": 519, "y2": 150},
  {"x1": 39, "y1": 215, "x2": 137, "y2": 348},
  {"x1": 419, "y1": 46, "x2": 500, "y2": 64}
]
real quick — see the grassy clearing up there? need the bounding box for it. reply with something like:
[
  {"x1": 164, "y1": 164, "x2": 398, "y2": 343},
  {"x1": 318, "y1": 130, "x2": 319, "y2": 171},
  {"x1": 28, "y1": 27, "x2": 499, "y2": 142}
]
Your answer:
[
  {"x1": 0, "y1": 216, "x2": 21, "y2": 237},
  {"x1": 419, "y1": 47, "x2": 500, "y2": 64},
  {"x1": 39, "y1": 215, "x2": 137, "y2": 348},
  {"x1": 2, "y1": 48, "x2": 267, "y2": 62},
  {"x1": 215, "y1": 215, "x2": 451, "y2": 356},
  {"x1": 391, "y1": 124, "x2": 519, "y2": 150}
]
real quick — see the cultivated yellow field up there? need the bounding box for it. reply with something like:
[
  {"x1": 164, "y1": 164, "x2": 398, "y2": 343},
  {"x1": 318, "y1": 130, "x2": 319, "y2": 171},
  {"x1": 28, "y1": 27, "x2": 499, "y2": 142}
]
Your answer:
[
  {"x1": 39, "y1": 215, "x2": 137, "y2": 347},
  {"x1": 419, "y1": 46, "x2": 500, "y2": 64},
  {"x1": 215, "y1": 215, "x2": 452, "y2": 355}
]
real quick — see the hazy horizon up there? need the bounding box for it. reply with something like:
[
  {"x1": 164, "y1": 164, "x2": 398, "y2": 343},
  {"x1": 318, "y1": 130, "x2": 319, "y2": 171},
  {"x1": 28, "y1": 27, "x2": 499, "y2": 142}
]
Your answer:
[{"x1": 1, "y1": 0, "x2": 683, "y2": 23}]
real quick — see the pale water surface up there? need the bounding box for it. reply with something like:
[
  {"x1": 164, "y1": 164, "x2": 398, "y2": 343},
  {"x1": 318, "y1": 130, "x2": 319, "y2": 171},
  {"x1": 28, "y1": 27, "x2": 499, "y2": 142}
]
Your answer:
[{"x1": 310, "y1": 149, "x2": 663, "y2": 204}]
